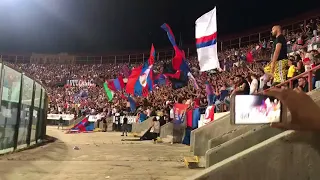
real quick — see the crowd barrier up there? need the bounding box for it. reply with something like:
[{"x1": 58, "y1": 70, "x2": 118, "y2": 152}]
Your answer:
[
  {"x1": 0, "y1": 62, "x2": 47, "y2": 154},
  {"x1": 47, "y1": 114, "x2": 74, "y2": 120}
]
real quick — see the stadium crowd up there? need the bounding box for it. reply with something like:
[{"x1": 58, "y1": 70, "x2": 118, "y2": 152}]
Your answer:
[{"x1": 8, "y1": 17, "x2": 320, "y2": 121}]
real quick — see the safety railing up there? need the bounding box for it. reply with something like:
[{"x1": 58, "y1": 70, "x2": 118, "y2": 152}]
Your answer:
[{"x1": 272, "y1": 64, "x2": 320, "y2": 92}]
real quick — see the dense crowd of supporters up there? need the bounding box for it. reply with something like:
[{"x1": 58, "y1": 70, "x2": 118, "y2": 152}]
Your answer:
[{"x1": 7, "y1": 18, "x2": 320, "y2": 121}]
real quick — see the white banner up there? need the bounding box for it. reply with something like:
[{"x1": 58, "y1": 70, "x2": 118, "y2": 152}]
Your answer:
[
  {"x1": 47, "y1": 114, "x2": 74, "y2": 121},
  {"x1": 113, "y1": 116, "x2": 137, "y2": 124},
  {"x1": 88, "y1": 114, "x2": 104, "y2": 122},
  {"x1": 196, "y1": 7, "x2": 220, "y2": 72}
]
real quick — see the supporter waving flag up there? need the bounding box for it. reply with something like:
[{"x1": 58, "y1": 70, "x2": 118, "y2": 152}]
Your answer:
[
  {"x1": 161, "y1": 23, "x2": 190, "y2": 89},
  {"x1": 126, "y1": 44, "x2": 155, "y2": 97}
]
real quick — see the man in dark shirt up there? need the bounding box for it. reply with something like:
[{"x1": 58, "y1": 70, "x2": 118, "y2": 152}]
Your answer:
[
  {"x1": 121, "y1": 116, "x2": 128, "y2": 136},
  {"x1": 265, "y1": 25, "x2": 289, "y2": 85},
  {"x1": 233, "y1": 75, "x2": 250, "y2": 95},
  {"x1": 101, "y1": 116, "x2": 107, "y2": 132},
  {"x1": 295, "y1": 77, "x2": 308, "y2": 92},
  {"x1": 58, "y1": 116, "x2": 64, "y2": 130}
]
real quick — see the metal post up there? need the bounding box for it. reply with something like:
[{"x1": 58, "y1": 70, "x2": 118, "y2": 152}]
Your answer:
[
  {"x1": 142, "y1": 53, "x2": 145, "y2": 63},
  {"x1": 86, "y1": 56, "x2": 89, "y2": 64},
  {"x1": 114, "y1": 56, "x2": 117, "y2": 65},
  {"x1": 221, "y1": 42, "x2": 223, "y2": 51},
  {"x1": 157, "y1": 52, "x2": 160, "y2": 61},
  {"x1": 35, "y1": 89, "x2": 43, "y2": 143},
  {"x1": 100, "y1": 56, "x2": 102, "y2": 64},
  {"x1": 128, "y1": 55, "x2": 131, "y2": 64},
  {"x1": 15, "y1": 55, "x2": 18, "y2": 63},
  {"x1": 26, "y1": 81, "x2": 36, "y2": 146},
  {"x1": 259, "y1": 33, "x2": 261, "y2": 42},
  {"x1": 13, "y1": 72, "x2": 24, "y2": 150},
  {"x1": 187, "y1": 48, "x2": 190, "y2": 57},
  {"x1": 239, "y1": 38, "x2": 241, "y2": 48},
  {"x1": 42, "y1": 93, "x2": 48, "y2": 140},
  {"x1": 0, "y1": 64, "x2": 4, "y2": 112}
]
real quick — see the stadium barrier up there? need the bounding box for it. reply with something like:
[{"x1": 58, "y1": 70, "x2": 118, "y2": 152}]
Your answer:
[{"x1": 0, "y1": 62, "x2": 47, "y2": 154}]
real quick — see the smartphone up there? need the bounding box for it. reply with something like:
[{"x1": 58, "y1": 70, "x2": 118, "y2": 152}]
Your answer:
[{"x1": 230, "y1": 94, "x2": 283, "y2": 125}]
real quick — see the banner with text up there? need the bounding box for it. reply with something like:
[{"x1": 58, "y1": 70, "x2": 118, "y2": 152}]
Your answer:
[{"x1": 66, "y1": 79, "x2": 96, "y2": 87}]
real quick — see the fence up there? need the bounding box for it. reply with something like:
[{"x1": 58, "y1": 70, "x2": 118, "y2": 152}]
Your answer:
[{"x1": 0, "y1": 62, "x2": 48, "y2": 153}]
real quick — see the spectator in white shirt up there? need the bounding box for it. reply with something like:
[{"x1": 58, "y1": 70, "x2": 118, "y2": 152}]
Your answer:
[{"x1": 250, "y1": 74, "x2": 259, "y2": 94}]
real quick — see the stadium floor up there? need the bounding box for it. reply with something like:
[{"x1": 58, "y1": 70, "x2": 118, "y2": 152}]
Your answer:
[{"x1": 0, "y1": 126, "x2": 200, "y2": 180}]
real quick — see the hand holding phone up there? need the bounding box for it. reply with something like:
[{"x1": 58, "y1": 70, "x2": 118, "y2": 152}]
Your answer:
[{"x1": 230, "y1": 95, "x2": 282, "y2": 125}]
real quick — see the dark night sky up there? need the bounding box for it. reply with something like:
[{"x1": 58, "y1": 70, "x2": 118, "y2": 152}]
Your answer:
[{"x1": 0, "y1": 0, "x2": 318, "y2": 54}]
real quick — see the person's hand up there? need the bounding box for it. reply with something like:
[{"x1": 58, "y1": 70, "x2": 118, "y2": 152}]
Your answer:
[{"x1": 264, "y1": 88, "x2": 320, "y2": 131}]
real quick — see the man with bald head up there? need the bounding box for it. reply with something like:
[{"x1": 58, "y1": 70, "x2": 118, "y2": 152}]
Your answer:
[{"x1": 264, "y1": 25, "x2": 288, "y2": 85}]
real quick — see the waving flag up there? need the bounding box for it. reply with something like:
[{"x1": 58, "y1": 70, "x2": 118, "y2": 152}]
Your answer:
[
  {"x1": 161, "y1": 23, "x2": 190, "y2": 89},
  {"x1": 107, "y1": 75, "x2": 125, "y2": 91},
  {"x1": 173, "y1": 103, "x2": 189, "y2": 124},
  {"x1": 161, "y1": 23, "x2": 190, "y2": 73},
  {"x1": 154, "y1": 73, "x2": 167, "y2": 86},
  {"x1": 163, "y1": 63, "x2": 188, "y2": 89},
  {"x1": 126, "y1": 44, "x2": 154, "y2": 97},
  {"x1": 196, "y1": 7, "x2": 220, "y2": 71},
  {"x1": 103, "y1": 82, "x2": 114, "y2": 102}
]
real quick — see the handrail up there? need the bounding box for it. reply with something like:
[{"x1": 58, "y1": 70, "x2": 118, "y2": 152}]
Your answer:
[{"x1": 272, "y1": 64, "x2": 320, "y2": 92}]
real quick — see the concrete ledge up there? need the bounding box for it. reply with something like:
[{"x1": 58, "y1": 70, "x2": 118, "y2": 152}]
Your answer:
[
  {"x1": 191, "y1": 113, "x2": 248, "y2": 156},
  {"x1": 207, "y1": 125, "x2": 260, "y2": 150},
  {"x1": 131, "y1": 117, "x2": 153, "y2": 133},
  {"x1": 160, "y1": 122, "x2": 174, "y2": 138},
  {"x1": 187, "y1": 131, "x2": 320, "y2": 180},
  {"x1": 205, "y1": 125, "x2": 283, "y2": 168},
  {"x1": 190, "y1": 112, "x2": 229, "y2": 152}
]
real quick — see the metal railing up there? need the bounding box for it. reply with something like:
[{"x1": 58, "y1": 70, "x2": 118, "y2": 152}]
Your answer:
[{"x1": 272, "y1": 64, "x2": 320, "y2": 92}]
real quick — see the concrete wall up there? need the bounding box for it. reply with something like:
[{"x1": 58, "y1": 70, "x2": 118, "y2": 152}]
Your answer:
[
  {"x1": 131, "y1": 117, "x2": 154, "y2": 133},
  {"x1": 160, "y1": 122, "x2": 174, "y2": 138},
  {"x1": 187, "y1": 131, "x2": 320, "y2": 180},
  {"x1": 205, "y1": 125, "x2": 283, "y2": 167},
  {"x1": 190, "y1": 113, "x2": 248, "y2": 156},
  {"x1": 207, "y1": 125, "x2": 260, "y2": 149},
  {"x1": 160, "y1": 122, "x2": 186, "y2": 143}
]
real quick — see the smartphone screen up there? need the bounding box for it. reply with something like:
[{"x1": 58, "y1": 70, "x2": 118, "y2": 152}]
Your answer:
[{"x1": 234, "y1": 95, "x2": 282, "y2": 124}]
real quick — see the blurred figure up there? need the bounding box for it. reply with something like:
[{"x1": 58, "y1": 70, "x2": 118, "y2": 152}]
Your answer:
[
  {"x1": 150, "y1": 117, "x2": 160, "y2": 143},
  {"x1": 121, "y1": 116, "x2": 128, "y2": 136},
  {"x1": 250, "y1": 74, "x2": 259, "y2": 94},
  {"x1": 57, "y1": 116, "x2": 64, "y2": 130}
]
